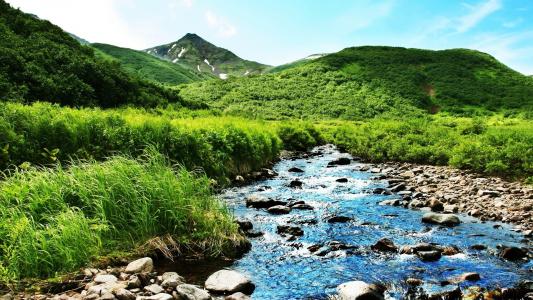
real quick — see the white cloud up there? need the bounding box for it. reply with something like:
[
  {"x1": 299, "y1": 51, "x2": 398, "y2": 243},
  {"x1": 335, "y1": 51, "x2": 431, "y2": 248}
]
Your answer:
[
  {"x1": 502, "y1": 18, "x2": 523, "y2": 28},
  {"x1": 456, "y1": 0, "x2": 502, "y2": 33},
  {"x1": 205, "y1": 10, "x2": 237, "y2": 37},
  {"x1": 182, "y1": 0, "x2": 194, "y2": 8},
  {"x1": 5, "y1": 0, "x2": 146, "y2": 49}
]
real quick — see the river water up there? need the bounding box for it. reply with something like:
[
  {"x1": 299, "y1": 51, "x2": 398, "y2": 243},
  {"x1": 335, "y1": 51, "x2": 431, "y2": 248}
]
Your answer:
[{"x1": 216, "y1": 145, "x2": 531, "y2": 299}]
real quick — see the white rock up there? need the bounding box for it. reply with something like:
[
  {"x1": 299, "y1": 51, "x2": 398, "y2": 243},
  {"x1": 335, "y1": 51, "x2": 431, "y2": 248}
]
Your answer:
[
  {"x1": 176, "y1": 284, "x2": 211, "y2": 300},
  {"x1": 337, "y1": 281, "x2": 384, "y2": 300},
  {"x1": 204, "y1": 270, "x2": 254, "y2": 294},
  {"x1": 94, "y1": 274, "x2": 117, "y2": 284},
  {"x1": 125, "y1": 257, "x2": 153, "y2": 273}
]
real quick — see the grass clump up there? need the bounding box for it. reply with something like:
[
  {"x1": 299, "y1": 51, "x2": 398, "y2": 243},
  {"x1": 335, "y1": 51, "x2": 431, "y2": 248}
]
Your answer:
[{"x1": 0, "y1": 151, "x2": 242, "y2": 281}]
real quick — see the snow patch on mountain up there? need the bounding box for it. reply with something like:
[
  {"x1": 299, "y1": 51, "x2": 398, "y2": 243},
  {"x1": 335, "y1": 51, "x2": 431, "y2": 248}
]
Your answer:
[
  {"x1": 178, "y1": 47, "x2": 187, "y2": 58},
  {"x1": 219, "y1": 73, "x2": 228, "y2": 80},
  {"x1": 305, "y1": 54, "x2": 326, "y2": 60},
  {"x1": 197, "y1": 65, "x2": 201, "y2": 72},
  {"x1": 244, "y1": 70, "x2": 250, "y2": 76},
  {"x1": 172, "y1": 58, "x2": 179, "y2": 63},
  {"x1": 204, "y1": 59, "x2": 215, "y2": 72}
]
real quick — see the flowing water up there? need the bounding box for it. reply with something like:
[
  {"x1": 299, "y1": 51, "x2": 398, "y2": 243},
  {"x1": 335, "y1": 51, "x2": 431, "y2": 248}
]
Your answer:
[{"x1": 208, "y1": 145, "x2": 531, "y2": 299}]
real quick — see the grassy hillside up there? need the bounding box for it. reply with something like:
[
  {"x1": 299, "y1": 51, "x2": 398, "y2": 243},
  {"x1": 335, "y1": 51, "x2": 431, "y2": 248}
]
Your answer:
[
  {"x1": 145, "y1": 33, "x2": 269, "y2": 78},
  {"x1": 0, "y1": 0, "x2": 185, "y2": 108},
  {"x1": 92, "y1": 43, "x2": 214, "y2": 85},
  {"x1": 179, "y1": 46, "x2": 533, "y2": 119}
]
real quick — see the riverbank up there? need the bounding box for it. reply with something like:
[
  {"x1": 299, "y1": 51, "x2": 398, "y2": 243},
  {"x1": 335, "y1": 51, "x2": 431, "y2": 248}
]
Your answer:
[{"x1": 366, "y1": 161, "x2": 533, "y2": 236}]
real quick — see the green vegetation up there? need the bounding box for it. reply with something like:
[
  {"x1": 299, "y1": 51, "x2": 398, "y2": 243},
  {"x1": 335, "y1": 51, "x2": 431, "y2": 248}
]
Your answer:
[
  {"x1": 0, "y1": 152, "x2": 243, "y2": 281},
  {"x1": 92, "y1": 43, "x2": 214, "y2": 85},
  {"x1": 0, "y1": 0, "x2": 185, "y2": 107},
  {"x1": 179, "y1": 46, "x2": 533, "y2": 119},
  {"x1": 321, "y1": 116, "x2": 533, "y2": 178},
  {"x1": 146, "y1": 33, "x2": 270, "y2": 77}
]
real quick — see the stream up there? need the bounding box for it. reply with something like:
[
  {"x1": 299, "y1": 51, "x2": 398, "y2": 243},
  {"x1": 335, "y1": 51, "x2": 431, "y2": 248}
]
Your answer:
[{"x1": 193, "y1": 145, "x2": 532, "y2": 299}]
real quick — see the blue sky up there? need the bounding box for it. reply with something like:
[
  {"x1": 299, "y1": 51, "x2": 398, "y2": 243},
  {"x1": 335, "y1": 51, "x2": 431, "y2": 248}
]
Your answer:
[{"x1": 6, "y1": 0, "x2": 533, "y2": 74}]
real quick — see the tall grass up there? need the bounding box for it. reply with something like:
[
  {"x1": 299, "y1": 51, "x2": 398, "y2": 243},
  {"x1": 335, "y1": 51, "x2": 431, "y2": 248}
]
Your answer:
[{"x1": 0, "y1": 151, "x2": 243, "y2": 281}]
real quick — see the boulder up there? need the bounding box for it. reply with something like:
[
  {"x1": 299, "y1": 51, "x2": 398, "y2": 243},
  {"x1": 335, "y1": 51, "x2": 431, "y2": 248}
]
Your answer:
[
  {"x1": 289, "y1": 180, "x2": 303, "y2": 188},
  {"x1": 336, "y1": 281, "x2": 385, "y2": 300},
  {"x1": 142, "y1": 294, "x2": 173, "y2": 300},
  {"x1": 125, "y1": 257, "x2": 153, "y2": 274},
  {"x1": 277, "y1": 225, "x2": 304, "y2": 236},
  {"x1": 422, "y1": 213, "x2": 461, "y2": 226},
  {"x1": 291, "y1": 203, "x2": 314, "y2": 210},
  {"x1": 144, "y1": 284, "x2": 164, "y2": 294},
  {"x1": 328, "y1": 157, "x2": 351, "y2": 167},
  {"x1": 499, "y1": 246, "x2": 528, "y2": 261},
  {"x1": 371, "y1": 238, "x2": 397, "y2": 252},
  {"x1": 336, "y1": 178, "x2": 349, "y2": 183},
  {"x1": 267, "y1": 205, "x2": 291, "y2": 214},
  {"x1": 245, "y1": 195, "x2": 286, "y2": 209},
  {"x1": 288, "y1": 167, "x2": 304, "y2": 173},
  {"x1": 460, "y1": 272, "x2": 481, "y2": 282},
  {"x1": 417, "y1": 250, "x2": 442, "y2": 262},
  {"x1": 205, "y1": 270, "x2": 255, "y2": 294},
  {"x1": 235, "y1": 220, "x2": 253, "y2": 231},
  {"x1": 114, "y1": 288, "x2": 135, "y2": 300},
  {"x1": 429, "y1": 199, "x2": 444, "y2": 212},
  {"x1": 225, "y1": 292, "x2": 250, "y2": 300},
  {"x1": 176, "y1": 284, "x2": 211, "y2": 300},
  {"x1": 94, "y1": 274, "x2": 118, "y2": 284},
  {"x1": 327, "y1": 216, "x2": 352, "y2": 223}
]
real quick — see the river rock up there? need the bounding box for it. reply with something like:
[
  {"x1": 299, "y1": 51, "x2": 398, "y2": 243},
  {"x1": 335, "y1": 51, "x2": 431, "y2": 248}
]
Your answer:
[
  {"x1": 327, "y1": 216, "x2": 352, "y2": 223},
  {"x1": 125, "y1": 257, "x2": 153, "y2": 274},
  {"x1": 142, "y1": 294, "x2": 173, "y2": 300},
  {"x1": 236, "y1": 220, "x2": 253, "y2": 231},
  {"x1": 289, "y1": 180, "x2": 303, "y2": 188},
  {"x1": 176, "y1": 284, "x2": 211, "y2": 300},
  {"x1": 127, "y1": 275, "x2": 142, "y2": 289},
  {"x1": 144, "y1": 284, "x2": 164, "y2": 294},
  {"x1": 245, "y1": 230, "x2": 263, "y2": 238},
  {"x1": 205, "y1": 270, "x2": 255, "y2": 294},
  {"x1": 245, "y1": 195, "x2": 286, "y2": 209},
  {"x1": 422, "y1": 213, "x2": 461, "y2": 226},
  {"x1": 94, "y1": 274, "x2": 118, "y2": 284},
  {"x1": 417, "y1": 250, "x2": 442, "y2": 262},
  {"x1": 406, "y1": 278, "x2": 423, "y2": 286},
  {"x1": 225, "y1": 292, "x2": 250, "y2": 300},
  {"x1": 277, "y1": 225, "x2": 304, "y2": 236},
  {"x1": 288, "y1": 167, "x2": 304, "y2": 173},
  {"x1": 336, "y1": 178, "x2": 349, "y2": 183},
  {"x1": 499, "y1": 246, "x2": 528, "y2": 261},
  {"x1": 460, "y1": 272, "x2": 481, "y2": 281},
  {"x1": 291, "y1": 203, "x2": 314, "y2": 210},
  {"x1": 371, "y1": 238, "x2": 397, "y2": 252},
  {"x1": 328, "y1": 157, "x2": 351, "y2": 166},
  {"x1": 429, "y1": 199, "x2": 444, "y2": 212},
  {"x1": 336, "y1": 281, "x2": 385, "y2": 300},
  {"x1": 267, "y1": 205, "x2": 291, "y2": 214},
  {"x1": 114, "y1": 288, "x2": 135, "y2": 300}
]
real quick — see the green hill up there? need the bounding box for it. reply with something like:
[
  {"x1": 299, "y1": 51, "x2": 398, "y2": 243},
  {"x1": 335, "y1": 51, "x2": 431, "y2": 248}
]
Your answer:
[
  {"x1": 0, "y1": 0, "x2": 186, "y2": 108},
  {"x1": 145, "y1": 33, "x2": 270, "y2": 78},
  {"x1": 92, "y1": 43, "x2": 214, "y2": 85},
  {"x1": 179, "y1": 46, "x2": 533, "y2": 119}
]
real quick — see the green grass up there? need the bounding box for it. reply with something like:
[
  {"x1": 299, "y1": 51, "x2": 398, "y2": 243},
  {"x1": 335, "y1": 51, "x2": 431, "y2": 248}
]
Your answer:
[{"x1": 0, "y1": 151, "x2": 243, "y2": 281}]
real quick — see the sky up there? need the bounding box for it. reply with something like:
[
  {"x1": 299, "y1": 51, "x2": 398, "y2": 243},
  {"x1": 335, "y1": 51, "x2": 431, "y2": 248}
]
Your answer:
[{"x1": 5, "y1": 0, "x2": 533, "y2": 74}]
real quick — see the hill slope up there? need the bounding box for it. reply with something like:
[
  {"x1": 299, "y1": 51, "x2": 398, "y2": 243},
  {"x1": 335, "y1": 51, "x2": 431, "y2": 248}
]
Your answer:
[
  {"x1": 179, "y1": 46, "x2": 533, "y2": 119},
  {"x1": 145, "y1": 33, "x2": 269, "y2": 78},
  {"x1": 0, "y1": 0, "x2": 185, "y2": 108},
  {"x1": 92, "y1": 43, "x2": 214, "y2": 85}
]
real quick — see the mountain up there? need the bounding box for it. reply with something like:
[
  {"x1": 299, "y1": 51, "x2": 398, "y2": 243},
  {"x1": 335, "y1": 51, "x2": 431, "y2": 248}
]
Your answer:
[
  {"x1": 179, "y1": 46, "x2": 533, "y2": 119},
  {"x1": 69, "y1": 33, "x2": 90, "y2": 45},
  {"x1": 145, "y1": 33, "x2": 269, "y2": 79},
  {"x1": 265, "y1": 53, "x2": 328, "y2": 73},
  {"x1": 0, "y1": 0, "x2": 189, "y2": 108},
  {"x1": 92, "y1": 43, "x2": 214, "y2": 85}
]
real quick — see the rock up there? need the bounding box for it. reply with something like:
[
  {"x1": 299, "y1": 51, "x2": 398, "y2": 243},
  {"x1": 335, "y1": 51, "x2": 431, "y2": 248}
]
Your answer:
[
  {"x1": 100, "y1": 292, "x2": 115, "y2": 300},
  {"x1": 327, "y1": 216, "x2": 352, "y2": 223},
  {"x1": 470, "y1": 244, "x2": 487, "y2": 250},
  {"x1": 328, "y1": 157, "x2": 351, "y2": 167},
  {"x1": 276, "y1": 225, "x2": 304, "y2": 236},
  {"x1": 144, "y1": 284, "x2": 164, "y2": 294},
  {"x1": 127, "y1": 275, "x2": 142, "y2": 289},
  {"x1": 390, "y1": 183, "x2": 406, "y2": 193},
  {"x1": 406, "y1": 278, "x2": 423, "y2": 286},
  {"x1": 176, "y1": 284, "x2": 211, "y2": 300},
  {"x1": 114, "y1": 288, "x2": 135, "y2": 300},
  {"x1": 94, "y1": 274, "x2": 118, "y2": 284},
  {"x1": 245, "y1": 195, "x2": 286, "y2": 209},
  {"x1": 336, "y1": 178, "x2": 349, "y2": 183},
  {"x1": 499, "y1": 246, "x2": 528, "y2": 261},
  {"x1": 379, "y1": 199, "x2": 400, "y2": 206},
  {"x1": 429, "y1": 199, "x2": 444, "y2": 212},
  {"x1": 87, "y1": 282, "x2": 127, "y2": 296},
  {"x1": 422, "y1": 213, "x2": 461, "y2": 226},
  {"x1": 441, "y1": 246, "x2": 461, "y2": 256},
  {"x1": 477, "y1": 190, "x2": 500, "y2": 197},
  {"x1": 336, "y1": 281, "x2": 385, "y2": 300},
  {"x1": 142, "y1": 294, "x2": 173, "y2": 300},
  {"x1": 288, "y1": 167, "x2": 304, "y2": 173},
  {"x1": 267, "y1": 205, "x2": 291, "y2": 214},
  {"x1": 291, "y1": 203, "x2": 314, "y2": 210},
  {"x1": 289, "y1": 180, "x2": 303, "y2": 188},
  {"x1": 443, "y1": 204, "x2": 458, "y2": 213},
  {"x1": 245, "y1": 230, "x2": 263, "y2": 238},
  {"x1": 236, "y1": 220, "x2": 253, "y2": 231},
  {"x1": 260, "y1": 168, "x2": 277, "y2": 178},
  {"x1": 417, "y1": 250, "x2": 442, "y2": 262},
  {"x1": 225, "y1": 292, "x2": 250, "y2": 300},
  {"x1": 460, "y1": 272, "x2": 481, "y2": 281},
  {"x1": 234, "y1": 175, "x2": 245, "y2": 184},
  {"x1": 125, "y1": 257, "x2": 153, "y2": 274},
  {"x1": 205, "y1": 270, "x2": 255, "y2": 294},
  {"x1": 371, "y1": 238, "x2": 397, "y2": 252}
]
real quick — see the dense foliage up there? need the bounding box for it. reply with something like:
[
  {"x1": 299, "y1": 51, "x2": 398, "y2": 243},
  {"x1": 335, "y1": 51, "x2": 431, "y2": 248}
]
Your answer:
[
  {"x1": 92, "y1": 43, "x2": 214, "y2": 85},
  {"x1": 179, "y1": 46, "x2": 533, "y2": 119},
  {"x1": 146, "y1": 33, "x2": 269, "y2": 77},
  {"x1": 0, "y1": 152, "x2": 243, "y2": 280},
  {"x1": 0, "y1": 1, "x2": 184, "y2": 107}
]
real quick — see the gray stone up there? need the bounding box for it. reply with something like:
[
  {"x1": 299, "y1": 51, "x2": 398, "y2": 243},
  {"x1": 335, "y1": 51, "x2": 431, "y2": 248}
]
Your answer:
[
  {"x1": 422, "y1": 212, "x2": 461, "y2": 226},
  {"x1": 267, "y1": 205, "x2": 291, "y2": 214},
  {"x1": 205, "y1": 270, "x2": 254, "y2": 294},
  {"x1": 125, "y1": 257, "x2": 153, "y2": 274},
  {"x1": 94, "y1": 274, "x2": 118, "y2": 284},
  {"x1": 336, "y1": 281, "x2": 384, "y2": 300},
  {"x1": 144, "y1": 284, "x2": 164, "y2": 294},
  {"x1": 225, "y1": 292, "x2": 250, "y2": 300},
  {"x1": 114, "y1": 288, "x2": 135, "y2": 300},
  {"x1": 176, "y1": 284, "x2": 211, "y2": 300}
]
